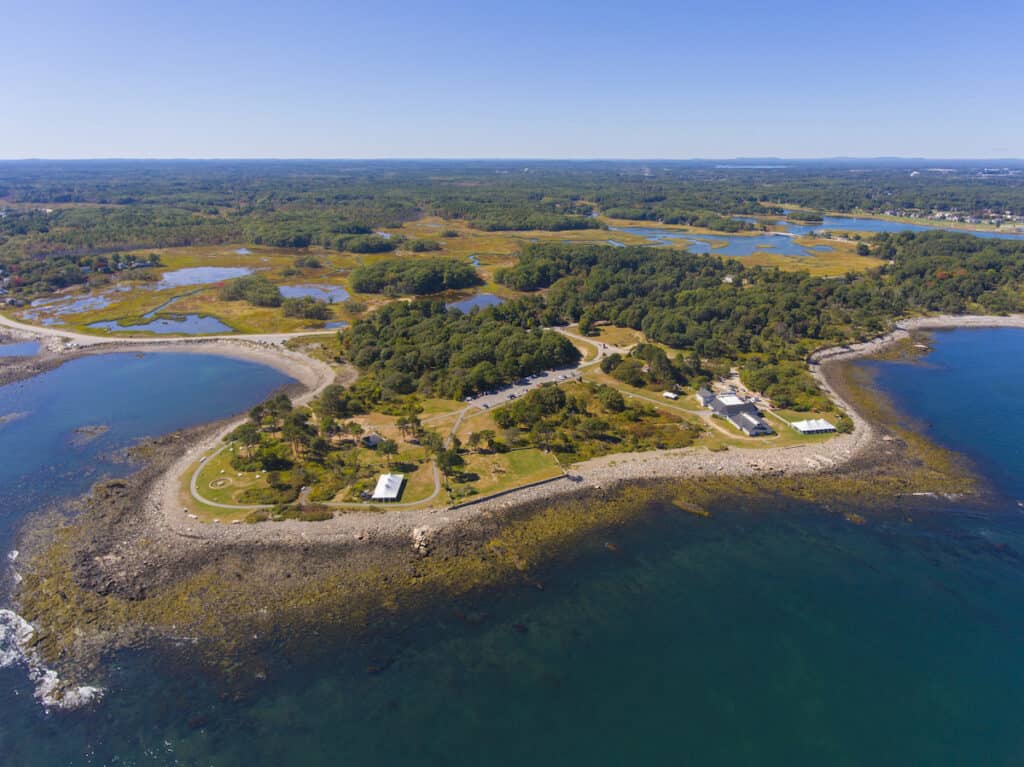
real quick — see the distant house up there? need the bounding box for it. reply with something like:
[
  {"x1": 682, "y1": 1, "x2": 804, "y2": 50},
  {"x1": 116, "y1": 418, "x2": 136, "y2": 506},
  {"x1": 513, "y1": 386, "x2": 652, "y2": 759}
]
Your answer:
[
  {"x1": 695, "y1": 387, "x2": 715, "y2": 407},
  {"x1": 371, "y1": 473, "x2": 405, "y2": 502},
  {"x1": 791, "y1": 418, "x2": 837, "y2": 435},
  {"x1": 662, "y1": 391, "x2": 679, "y2": 400},
  {"x1": 362, "y1": 433, "x2": 383, "y2": 448}
]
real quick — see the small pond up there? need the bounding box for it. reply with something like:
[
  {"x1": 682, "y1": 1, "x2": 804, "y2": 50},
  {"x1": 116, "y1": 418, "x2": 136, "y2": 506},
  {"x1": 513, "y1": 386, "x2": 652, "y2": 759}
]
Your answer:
[
  {"x1": 157, "y1": 267, "x2": 253, "y2": 288},
  {"x1": 280, "y1": 284, "x2": 351, "y2": 303},
  {"x1": 446, "y1": 293, "x2": 506, "y2": 313},
  {"x1": 89, "y1": 315, "x2": 234, "y2": 335}
]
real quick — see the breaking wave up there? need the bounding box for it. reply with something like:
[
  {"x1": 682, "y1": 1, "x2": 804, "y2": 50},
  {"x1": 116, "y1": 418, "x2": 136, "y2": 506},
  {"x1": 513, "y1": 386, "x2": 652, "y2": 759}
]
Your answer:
[{"x1": 0, "y1": 608, "x2": 103, "y2": 710}]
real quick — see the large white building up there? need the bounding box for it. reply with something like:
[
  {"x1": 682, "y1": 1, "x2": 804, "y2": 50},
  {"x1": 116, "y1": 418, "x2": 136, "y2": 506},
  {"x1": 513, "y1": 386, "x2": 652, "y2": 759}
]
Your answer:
[{"x1": 371, "y1": 473, "x2": 406, "y2": 501}]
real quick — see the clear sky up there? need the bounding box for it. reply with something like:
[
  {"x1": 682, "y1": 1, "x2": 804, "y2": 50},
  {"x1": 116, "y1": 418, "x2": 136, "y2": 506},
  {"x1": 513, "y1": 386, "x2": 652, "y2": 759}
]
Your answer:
[{"x1": 1, "y1": 0, "x2": 1021, "y2": 159}]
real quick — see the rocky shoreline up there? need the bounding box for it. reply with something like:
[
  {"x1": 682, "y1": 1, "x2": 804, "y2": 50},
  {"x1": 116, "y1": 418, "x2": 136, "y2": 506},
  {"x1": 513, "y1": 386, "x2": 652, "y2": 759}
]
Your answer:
[{"x1": 6, "y1": 313, "x2": 1019, "y2": 702}]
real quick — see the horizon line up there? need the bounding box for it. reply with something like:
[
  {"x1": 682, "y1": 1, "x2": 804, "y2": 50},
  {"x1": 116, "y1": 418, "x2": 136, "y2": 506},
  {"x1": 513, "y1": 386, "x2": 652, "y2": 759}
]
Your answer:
[{"x1": 1, "y1": 156, "x2": 1023, "y2": 163}]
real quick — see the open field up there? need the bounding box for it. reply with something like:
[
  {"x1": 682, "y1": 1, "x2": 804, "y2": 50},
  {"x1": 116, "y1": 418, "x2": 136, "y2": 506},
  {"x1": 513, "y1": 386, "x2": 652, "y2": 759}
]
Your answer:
[
  {"x1": 739, "y1": 237, "x2": 885, "y2": 275},
  {"x1": 450, "y1": 448, "x2": 563, "y2": 500}
]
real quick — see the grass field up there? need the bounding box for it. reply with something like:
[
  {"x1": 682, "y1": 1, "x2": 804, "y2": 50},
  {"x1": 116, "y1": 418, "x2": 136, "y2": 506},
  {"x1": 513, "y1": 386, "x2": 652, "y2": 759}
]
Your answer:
[{"x1": 452, "y1": 448, "x2": 563, "y2": 500}]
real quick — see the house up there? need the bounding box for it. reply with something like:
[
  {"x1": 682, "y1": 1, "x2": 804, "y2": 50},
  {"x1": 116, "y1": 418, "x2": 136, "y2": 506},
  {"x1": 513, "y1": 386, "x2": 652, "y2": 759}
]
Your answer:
[
  {"x1": 362, "y1": 433, "x2": 383, "y2": 448},
  {"x1": 371, "y1": 473, "x2": 405, "y2": 501},
  {"x1": 710, "y1": 393, "x2": 755, "y2": 419},
  {"x1": 791, "y1": 418, "x2": 837, "y2": 435},
  {"x1": 708, "y1": 393, "x2": 774, "y2": 437},
  {"x1": 662, "y1": 391, "x2": 679, "y2": 400},
  {"x1": 695, "y1": 387, "x2": 715, "y2": 407},
  {"x1": 731, "y1": 411, "x2": 774, "y2": 436}
]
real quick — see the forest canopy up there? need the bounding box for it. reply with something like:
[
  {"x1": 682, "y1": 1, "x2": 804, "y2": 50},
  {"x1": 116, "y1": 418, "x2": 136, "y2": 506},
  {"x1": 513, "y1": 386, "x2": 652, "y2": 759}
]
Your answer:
[
  {"x1": 342, "y1": 299, "x2": 580, "y2": 399},
  {"x1": 349, "y1": 258, "x2": 482, "y2": 295}
]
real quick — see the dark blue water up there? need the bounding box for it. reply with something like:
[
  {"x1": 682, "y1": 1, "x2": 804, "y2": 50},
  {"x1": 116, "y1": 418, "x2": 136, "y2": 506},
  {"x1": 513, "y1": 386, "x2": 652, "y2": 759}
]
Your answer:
[
  {"x1": 0, "y1": 354, "x2": 292, "y2": 545},
  {"x1": 856, "y1": 327, "x2": 1024, "y2": 499},
  {"x1": 4, "y1": 330, "x2": 1024, "y2": 765}
]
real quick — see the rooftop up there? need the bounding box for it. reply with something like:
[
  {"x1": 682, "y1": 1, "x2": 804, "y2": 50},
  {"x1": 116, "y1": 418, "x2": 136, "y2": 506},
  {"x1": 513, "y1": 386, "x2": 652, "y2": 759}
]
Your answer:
[
  {"x1": 371, "y1": 473, "x2": 405, "y2": 501},
  {"x1": 716, "y1": 394, "x2": 746, "y2": 407},
  {"x1": 791, "y1": 418, "x2": 837, "y2": 433}
]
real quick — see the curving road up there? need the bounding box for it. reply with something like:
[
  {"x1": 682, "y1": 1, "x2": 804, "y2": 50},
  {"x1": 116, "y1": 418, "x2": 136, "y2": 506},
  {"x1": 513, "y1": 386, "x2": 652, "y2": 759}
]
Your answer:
[{"x1": 189, "y1": 443, "x2": 442, "y2": 512}]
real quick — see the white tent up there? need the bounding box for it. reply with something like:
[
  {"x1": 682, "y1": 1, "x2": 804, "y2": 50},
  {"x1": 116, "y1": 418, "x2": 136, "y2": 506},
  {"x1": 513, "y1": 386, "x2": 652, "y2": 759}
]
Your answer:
[
  {"x1": 371, "y1": 473, "x2": 405, "y2": 501},
  {"x1": 791, "y1": 418, "x2": 837, "y2": 434}
]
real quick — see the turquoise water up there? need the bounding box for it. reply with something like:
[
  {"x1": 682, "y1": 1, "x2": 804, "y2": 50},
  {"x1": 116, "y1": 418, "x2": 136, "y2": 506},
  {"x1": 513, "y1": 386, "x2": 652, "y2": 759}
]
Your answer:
[{"x1": 3, "y1": 330, "x2": 1024, "y2": 764}]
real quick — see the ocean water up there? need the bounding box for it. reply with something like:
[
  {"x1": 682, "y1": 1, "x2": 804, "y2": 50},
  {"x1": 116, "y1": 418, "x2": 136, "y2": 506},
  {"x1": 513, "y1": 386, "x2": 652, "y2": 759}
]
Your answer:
[{"x1": 2, "y1": 330, "x2": 1024, "y2": 765}]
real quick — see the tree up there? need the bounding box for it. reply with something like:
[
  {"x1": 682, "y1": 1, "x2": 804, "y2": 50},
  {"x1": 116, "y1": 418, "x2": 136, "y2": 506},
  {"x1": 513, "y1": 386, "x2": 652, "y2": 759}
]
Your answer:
[
  {"x1": 437, "y1": 449, "x2": 465, "y2": 483},
  {"x1": 467, "y1": 431, "x2": 482, "y2": 452},
  {"x1": 231, "y1": 422, "x2": 261, "y2": 457},
  {"x1": 420, "y1": 430, "x2": 444, "y2": 455},
  {"x1": 379, "y1": 438, "x2": 399, "y2": 466},
  {"x1": 478, "y1": 429, "x2": 497, "y2": 452}
]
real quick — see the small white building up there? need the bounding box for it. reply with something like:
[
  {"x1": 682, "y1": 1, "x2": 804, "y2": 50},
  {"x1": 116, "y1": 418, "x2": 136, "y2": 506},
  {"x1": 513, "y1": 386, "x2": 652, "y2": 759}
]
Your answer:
[
  {"x1": 662, "y1": 391, "x2": 679, "y2": 400},
  {"x1": 695, "y1": 387, "x2": 715, "y2": 407},
  {"x1": 371, "y1": 473, "x2": 405, "y2": 501},
  {"x1": 791, "y1": 418, "x2": 837, "y2": 435}
]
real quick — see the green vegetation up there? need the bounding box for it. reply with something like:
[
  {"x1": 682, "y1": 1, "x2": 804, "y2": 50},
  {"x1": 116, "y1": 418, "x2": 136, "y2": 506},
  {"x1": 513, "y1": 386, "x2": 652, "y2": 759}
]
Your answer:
[
  {"x1": 349, "y1": 257, "x2": 482, "y2": 295},
  {"x1": 219, "y1": 275, "x2": 282, "y2": 307},
  {"x1": 488, "y1": 381, "x2": 700, "y2": 462},
  {"x1": 342, "y1": 299, "x2": 579, "y2": 399},
  {"x1": 282, "y1": 296, "x2": 331, "y2": 320},
  {"x1": 497, "y1": 232, "x2": 1024, "y2": 406}
]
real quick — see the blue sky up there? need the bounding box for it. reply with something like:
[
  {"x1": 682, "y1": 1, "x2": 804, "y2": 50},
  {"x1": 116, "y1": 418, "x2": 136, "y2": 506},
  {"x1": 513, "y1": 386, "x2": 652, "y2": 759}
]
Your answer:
[{"x1": 1, "y1": 0, "x2": 1021, "y2": 158}]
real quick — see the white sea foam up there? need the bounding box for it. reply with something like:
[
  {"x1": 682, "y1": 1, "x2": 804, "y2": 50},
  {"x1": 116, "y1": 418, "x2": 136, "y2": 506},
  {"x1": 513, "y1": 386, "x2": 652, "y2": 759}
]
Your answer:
[{"x1": 0, "y1": 608, "x2": 103, "y2": 710}]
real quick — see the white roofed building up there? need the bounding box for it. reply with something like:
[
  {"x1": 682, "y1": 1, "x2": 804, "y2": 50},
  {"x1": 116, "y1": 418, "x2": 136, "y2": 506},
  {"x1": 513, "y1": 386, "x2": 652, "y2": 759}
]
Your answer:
[
  {"x1": 791, "y1": 419, "x2": 837, "y2": 435},
  {"x1": 371, "y1": 473, "x2": 406, "y2": 501}
]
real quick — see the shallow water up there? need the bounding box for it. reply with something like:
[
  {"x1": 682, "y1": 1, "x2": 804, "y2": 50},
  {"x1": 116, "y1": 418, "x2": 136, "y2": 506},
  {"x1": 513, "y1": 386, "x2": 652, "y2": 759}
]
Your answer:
[
  {"x1": 2, "y1": 330, "x2": 1024, "y2": 765},
  {"x1": 611, "y1": 226, "x2": 830, "y2": 257},
  {"x1": 784, "y1": 215, "x2": 1024, "y2": 239},
  {"x1": 446, "y1": 292, "x2": 505, "y2": 313},
  {"x1": 89, "y1": 314, "x2": 234, "y2": 334},
  {"x1": 157, "y1": 267, "x2": 253, "y2": 288},
  {"x1": 0, "y1": 341, "x2": 40, "y2": 357},
  {"x1": 279, "y1": 284, "x2": 351, "y2": 303}
]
